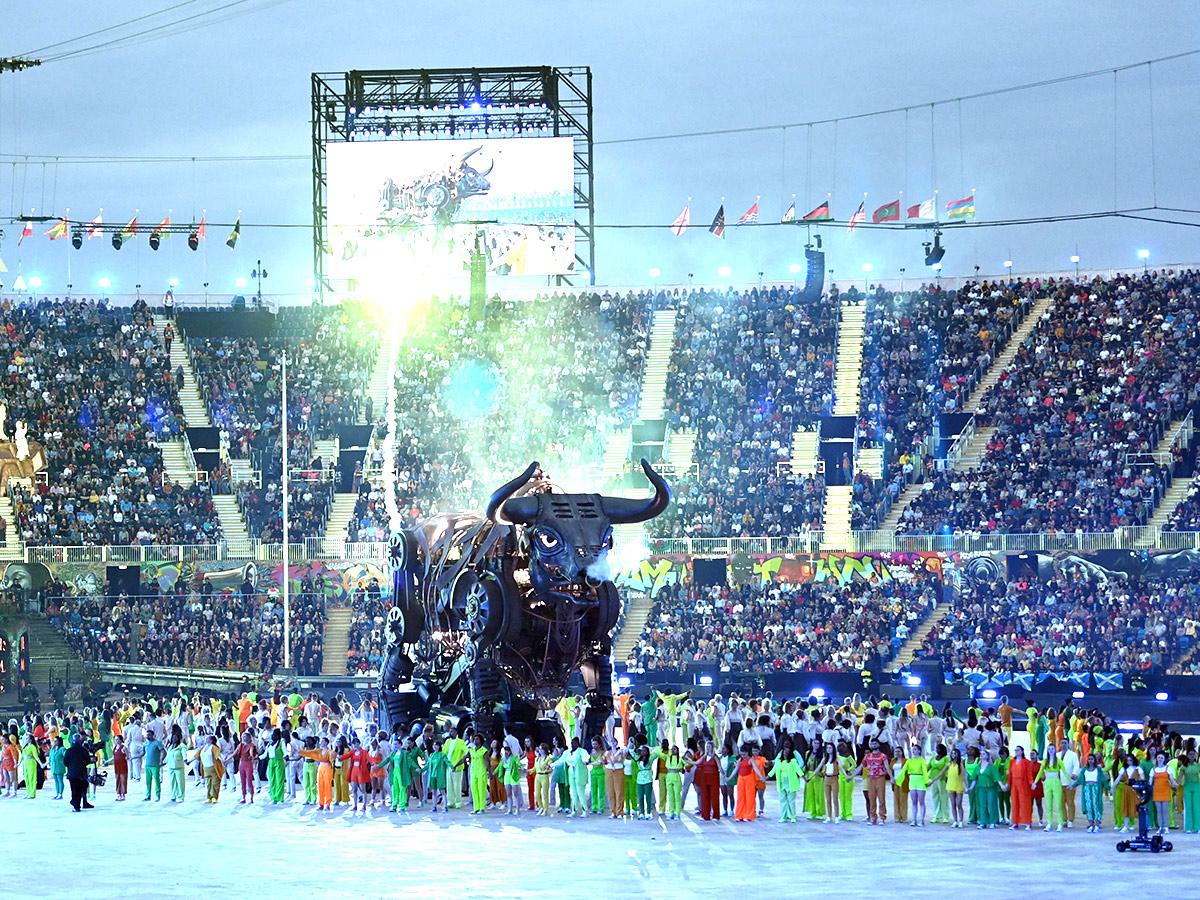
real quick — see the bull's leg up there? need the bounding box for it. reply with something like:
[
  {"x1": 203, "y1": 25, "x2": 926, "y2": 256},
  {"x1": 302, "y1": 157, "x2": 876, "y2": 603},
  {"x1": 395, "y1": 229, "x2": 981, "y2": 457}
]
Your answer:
[
  {"x1": 468, "y1": 656, "x2": 507, "y2": 743},
  {"x1": 579, "y1": 654, "x2": 614, "y2": 742}
]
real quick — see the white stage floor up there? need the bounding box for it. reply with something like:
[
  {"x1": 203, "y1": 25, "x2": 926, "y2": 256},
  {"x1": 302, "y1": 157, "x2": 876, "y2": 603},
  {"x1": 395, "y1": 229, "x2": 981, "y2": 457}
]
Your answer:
[{"x1": 4, "y1": 784, "x2": 1192, "y2": 898}]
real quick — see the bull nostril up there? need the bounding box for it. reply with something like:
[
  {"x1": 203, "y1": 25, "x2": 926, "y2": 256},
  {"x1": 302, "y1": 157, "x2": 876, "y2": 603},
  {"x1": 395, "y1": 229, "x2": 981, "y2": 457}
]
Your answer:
[{"x1": 585, "y1": 576, "x2": 602, "y2": 588}]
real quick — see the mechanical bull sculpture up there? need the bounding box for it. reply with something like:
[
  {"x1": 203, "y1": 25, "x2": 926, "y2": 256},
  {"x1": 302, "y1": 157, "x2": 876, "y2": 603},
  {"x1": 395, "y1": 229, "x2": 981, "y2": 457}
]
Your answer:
[
  {"x1": 377, "y1": 146, "x2": 493, "y2": 230},
  {"x1": 378, "y1": 459, "x2": 669, "y2": 737}
]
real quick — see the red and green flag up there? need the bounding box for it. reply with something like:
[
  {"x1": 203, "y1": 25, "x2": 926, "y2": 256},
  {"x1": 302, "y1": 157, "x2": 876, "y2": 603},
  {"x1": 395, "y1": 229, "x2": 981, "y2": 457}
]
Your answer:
[
  {"x1": 114, "y1": 216, "x2": 138, "y2": 248},
  {"x1": 152, "y1": 216, "x2": 171, "y2": 238},
  {"x1": 226, "y1": 216, "x2": 241, "y2": 249},
  {"x1": 802, "y1": 201, "x2": 832, "y2": 221},
  {"x1": 872, "y1": 199, "x2": 900, "y2": 223},
  {"x1": 44, "y1": 218, "x2": 69, "y2": 240}
]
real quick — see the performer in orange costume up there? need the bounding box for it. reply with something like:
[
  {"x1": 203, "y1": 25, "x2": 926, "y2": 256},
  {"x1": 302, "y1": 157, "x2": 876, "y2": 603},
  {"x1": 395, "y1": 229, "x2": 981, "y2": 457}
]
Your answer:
[{"x1": 1005, "y1": 744, "x2": 1035, "y2": 829}]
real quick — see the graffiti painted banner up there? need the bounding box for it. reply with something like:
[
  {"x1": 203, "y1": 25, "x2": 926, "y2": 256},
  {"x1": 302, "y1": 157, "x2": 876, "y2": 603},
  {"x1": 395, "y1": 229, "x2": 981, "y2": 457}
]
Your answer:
[{"x1": 748, "y1": 552, "x2": 947, "y2": 587}]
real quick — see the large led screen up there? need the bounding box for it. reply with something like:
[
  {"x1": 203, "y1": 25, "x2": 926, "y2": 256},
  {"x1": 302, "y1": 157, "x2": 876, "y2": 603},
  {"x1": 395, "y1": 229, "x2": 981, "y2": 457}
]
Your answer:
[{"x1": 325, "y1": 137, "x2": 575, "y2": 280}]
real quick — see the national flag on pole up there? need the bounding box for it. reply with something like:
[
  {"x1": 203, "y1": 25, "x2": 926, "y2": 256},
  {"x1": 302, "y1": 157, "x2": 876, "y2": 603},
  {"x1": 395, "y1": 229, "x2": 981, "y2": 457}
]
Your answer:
[
  {"x1": 87, "y1": 214, "x2": 103, "y2": 238},
  {"x1": 872, "y1": 199, "x2": 900, "y2": 223},
  {"x1": 152, "y1": 216, "x2": 171, "y2": 238},
  {"x1": 735, "y1": 202, "x2": 759, "y2": 225},
  {"x1": 44, "y1": 218, "x2": 69, "y2": 240},
  {"x1": 847, "y1": 202, "x2": 866, "y2": 232},
  {"x1": 0, "y1": 256, "x2": 7, "y2": 274},
  {"x1": 803, "y1": 201, "x2": 832, "y2": 221},
  {"x1": 945, "y1": 195, "x2": 976, "y2": 218},
  {"x1": 18, "y1": 220, "x2": 32, "y2": 245},
  {"x1": 781, "y1": 202, "x2": 796, "y2": 223},
  {"x1": 907, "y1": 197, "x2": 936, "y2": 220},
  {"x1": 708, "y1": 204, "x2": 725, "y2": 239},
  {"x1": 226, "y1": 216, "x2": 241, "y2": 249},
  {"x1": 197, "y1": 216, "x2": 207, "y2": 239},
  {"x1": 115, "y1": 216, "x2": 138, "y2": 248},
  {"x1": 669, "y1": 204, "x2": 690, "y2": 236}
]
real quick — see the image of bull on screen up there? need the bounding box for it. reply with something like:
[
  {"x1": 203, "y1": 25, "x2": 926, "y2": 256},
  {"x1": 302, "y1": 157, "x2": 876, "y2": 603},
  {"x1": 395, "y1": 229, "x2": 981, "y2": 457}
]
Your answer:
[{"x1": 326, "y1": 136, "x2": 575, "y2": 278}]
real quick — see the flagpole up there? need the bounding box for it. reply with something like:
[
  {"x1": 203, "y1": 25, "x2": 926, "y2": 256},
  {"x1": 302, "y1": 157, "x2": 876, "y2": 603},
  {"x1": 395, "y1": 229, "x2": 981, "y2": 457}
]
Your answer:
[
  {"x1": 203, "y1": 208, "x2": 209, "y2": 307},
  {"x1": 65, "y1": 207, "x2": 71, "y2": 296},
  {"x1": 282, "y1": 348, "x2": 291, "y2": 672}
]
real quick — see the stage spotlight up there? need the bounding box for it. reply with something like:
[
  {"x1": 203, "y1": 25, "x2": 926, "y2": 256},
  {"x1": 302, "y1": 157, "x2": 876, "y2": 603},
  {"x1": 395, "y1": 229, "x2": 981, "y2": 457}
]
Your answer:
[
  {"x1": 71, "y1": 229, "x2": 83, "y2": 250},
  {"x1": 1072, "y1": 690, "x2": 1085, "y2": 699},
  {"x1": 649, "y1": 267, "x2": 661, "y2": 278},
  {"x1": 617, "y1": 675, "x2": 633, "y2": 688},
  {"x1": 809, "y1": 687, "x2": 826, "y2": 699},
  {"x1": 1137, "y1": 248, "x2": 1150, "y2": 260},
  {"x1": 235, "y1": 277, "x2": 248, "y2": 288},
  {"x1": 28, "y1": 276, "x2": 42, "y2": 288},
  {"x1": 1155, "y1": 691, "x2": 1169, "y2": 701},
  {"x1": 168, "y1": 278, "x2": 179, "y2": 287},
  {"x1": 98, "y1": 277, "x2": 111, "y2": 289},
  {"x1": 1004, "y1": 259, "x2": 1014, "y2": 269},
  {"x1": 717, "y1": 265, "x2": 732, "y2": 278},
  {"x1": 923, "y1": 230, "x2": 945, "y2": 266},
  {"x1": 149, "y1": 233, "x2": 161, "y2": 251},
  {"x1": 903, "y1": 674, "x2": 922, "y2": 687},
  {"x1": 697, "y1": 675, "x2": 714, "y2": 687},
  {"x1": 112, "y1": 233, "x2": 122, "y2": 250},
  {"x1": 980, "y1": 689, "x2": 998, "y2": 700},
  {"x1": 789, "y1": 263, "x2": 802, "y2": 274},
  {"x1": 188, "y1": 231, "x2": 199, "y2": 251}
]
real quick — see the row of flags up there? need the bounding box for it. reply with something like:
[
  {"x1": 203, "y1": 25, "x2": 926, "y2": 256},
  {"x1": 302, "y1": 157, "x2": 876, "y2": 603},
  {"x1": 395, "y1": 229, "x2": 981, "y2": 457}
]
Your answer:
[
  {"x1": 17, "y1": 213, "x2": 242, "y2": 249},
  {"x1": 672, "y1": 195, "x2": 976, "y2": 238}
]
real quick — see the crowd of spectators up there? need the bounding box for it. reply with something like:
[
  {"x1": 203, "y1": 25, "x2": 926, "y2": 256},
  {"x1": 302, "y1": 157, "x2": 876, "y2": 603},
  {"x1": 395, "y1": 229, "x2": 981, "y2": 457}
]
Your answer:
[
  {"x1": 919, "y1": 570, "x2": 1200, "y2": 676},
  {"x1": 188, "y1": 303, "x2": 378, "y2": 539},
  {"x1": 46, "y1": 572, "x2": 325, "y2": 676},
  {"x1": 1164, "y1": 468, "x2": 1200, "y2": 532},
  {"x1": 0, "y1": 296, "x2": 216, "y2": 545},
  {"x1": 344, "y1": 578, "x2": 387, "y2": 675},
  {"x1": 626, "y1": 576, "x2": 940, "y2": 674},
  {"x1": 349, "y1": 290, "x2": 648, "y2": 539},
  {"x1": 658, "y1": 286, "x2": 836, "y2": 537},
  {"x1": 896, "y1": 270, "x2": 1200, "y2": 534},
  {"x1": 238, "y1": 475, "x2": 334, "y2": 543},
  {"x1": 851, "y1": 280, "x2": 1037, "y2": 530}
]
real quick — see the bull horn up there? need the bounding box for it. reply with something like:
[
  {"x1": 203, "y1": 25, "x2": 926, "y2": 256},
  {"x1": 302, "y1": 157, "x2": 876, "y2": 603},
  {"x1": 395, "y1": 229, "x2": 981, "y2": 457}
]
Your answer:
[
  {"x1": 486, "y1": 461, "x2": 539, "y2": 524},
  {"x1": 481, "y1": 159, "x2": 494, "y2": 176},
  {"x1": 460, "y1": 146, "x2": 483, "y2": 162},
  {"x1": 601, "y1": 459, "x2": 671, "y2": 524}
]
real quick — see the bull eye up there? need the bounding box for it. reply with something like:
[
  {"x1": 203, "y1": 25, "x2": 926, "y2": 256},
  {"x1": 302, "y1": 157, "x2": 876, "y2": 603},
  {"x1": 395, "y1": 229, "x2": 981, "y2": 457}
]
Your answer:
[{"x1": 536, "y1": 531, "x2": 561, "y2": 552}]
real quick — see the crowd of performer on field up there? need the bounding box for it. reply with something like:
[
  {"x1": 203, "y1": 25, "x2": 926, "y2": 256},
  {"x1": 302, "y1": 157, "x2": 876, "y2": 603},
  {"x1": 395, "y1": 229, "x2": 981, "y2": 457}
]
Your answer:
[{"x1": 3, "y1": 687, "x2": 1199, "y2": 834}]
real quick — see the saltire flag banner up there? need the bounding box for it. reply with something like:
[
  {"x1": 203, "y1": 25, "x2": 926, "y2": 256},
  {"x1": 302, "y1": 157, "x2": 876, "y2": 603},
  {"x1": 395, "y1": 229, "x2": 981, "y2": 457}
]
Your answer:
[
  {"x1": 1009, "y1": 673, "x2": 1035, "y2": 691},
  {"x1": 946, "y1": 195, "x2": 976, "y2": 218},
  {"x1": 962, "y1": 672, "x2": 988, "y2": 688},
  {"x1": 1094, "y1": 672, "x2": 1123, "y2": 691},
  {"x1": 152, "y1": 217, "x2": 171, "y2": 238},
  {"x1": 847, "y1": 202, "x2": 866, "y2": 232},
  {"x1": 17, "y1": 220, "x2": 32, "y2": 245},
  {"x1": 44, "y1": 218, "x2": 69, "y2": 240},
  {"x1": 197, "y1": 216, "x2": 207, "y2": 239},
  {"x1": 708, "y1": 204, "x2": 725, "y2": 239},
  {"x1": 669, "y1": 204, "x2": 690, "y2": 236},
  {"x1": 781, "y1": 202, "x2": 795, "y2": 223},
  {"x1": 735, "y1": 202, "x2": 759, "y2": 225},
  {"x1": 227, "y1": 217, "x2": 241, "y2": 249},
  {"x1": 906, "y1": 197, "x2": 936, "y2": 220},
  {"x1": 87, "y1": 214, "x2": 104, "y2": 238},
  {"x1": 803, "y1": 201, "x2": 832, "y2": 221},
  {"x1": 872, "y1": 199, "x2": 900, "y2": 223}
]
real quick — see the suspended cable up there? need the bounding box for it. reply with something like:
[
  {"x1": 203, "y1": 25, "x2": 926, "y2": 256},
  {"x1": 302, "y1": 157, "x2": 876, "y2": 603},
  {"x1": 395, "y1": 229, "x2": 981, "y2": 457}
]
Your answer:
[{"x1": 19, "y1": 0, "x2": 209, "y2": 56}]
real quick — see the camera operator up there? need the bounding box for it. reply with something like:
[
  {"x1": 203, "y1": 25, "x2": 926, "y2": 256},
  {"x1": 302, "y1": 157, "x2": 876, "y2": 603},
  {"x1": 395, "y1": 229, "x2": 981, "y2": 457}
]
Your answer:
[{"x1": 64, "y1": 733, "x2": 97, "y2": 812}]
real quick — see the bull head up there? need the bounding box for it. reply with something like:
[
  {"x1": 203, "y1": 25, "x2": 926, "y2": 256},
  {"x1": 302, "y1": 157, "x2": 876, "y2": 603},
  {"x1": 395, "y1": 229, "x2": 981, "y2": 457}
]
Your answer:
[{"x1": 486, "y1": 459, "x2": 670, "y2": 604}]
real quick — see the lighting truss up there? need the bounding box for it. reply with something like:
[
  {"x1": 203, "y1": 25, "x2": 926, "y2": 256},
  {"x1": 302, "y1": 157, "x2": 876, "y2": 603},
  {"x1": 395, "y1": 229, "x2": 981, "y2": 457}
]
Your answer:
[{"x1": 311, "y1": 66, "x2": 595, "y2": 295}]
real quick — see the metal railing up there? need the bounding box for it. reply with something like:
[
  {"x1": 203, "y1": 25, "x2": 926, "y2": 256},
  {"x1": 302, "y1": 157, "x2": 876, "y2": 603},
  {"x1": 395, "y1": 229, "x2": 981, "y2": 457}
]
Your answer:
[
  {"x1": 945, "y1": 415, "x2": 978, "y2": 470},
  {"x1": 13, "y1": 525, "x2": 1200, "y2": 565}
]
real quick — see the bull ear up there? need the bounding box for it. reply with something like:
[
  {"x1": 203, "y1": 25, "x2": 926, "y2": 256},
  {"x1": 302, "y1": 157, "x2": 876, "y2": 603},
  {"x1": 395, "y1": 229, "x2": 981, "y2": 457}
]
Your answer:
[
  {"x1": 486, "y1": 461, "x2": 539, "y2": 523},
  {"x1": 601, "y1": 459, "x2": 671, "y2": 524}
]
